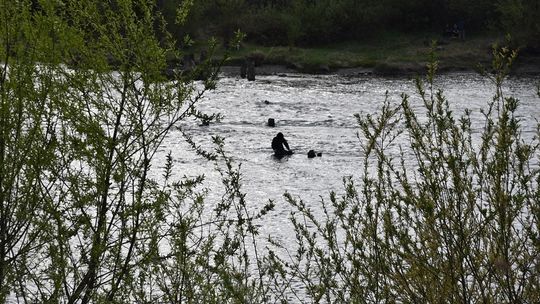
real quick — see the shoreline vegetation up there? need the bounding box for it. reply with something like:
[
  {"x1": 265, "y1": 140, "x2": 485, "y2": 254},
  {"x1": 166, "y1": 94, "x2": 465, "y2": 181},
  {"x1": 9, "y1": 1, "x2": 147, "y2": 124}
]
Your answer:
[
  {"x1": 214, "y1": 32, "x2": 540, "y2": 76},
  {"x1": 163, "y1": 0, "x2": 540, "y2": 78}
]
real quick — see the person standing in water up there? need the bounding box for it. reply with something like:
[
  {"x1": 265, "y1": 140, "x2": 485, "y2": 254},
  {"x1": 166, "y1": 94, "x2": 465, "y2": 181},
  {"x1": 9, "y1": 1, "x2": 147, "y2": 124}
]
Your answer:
[{"x1": 272, "y1": 132, "x2": 293, "y2": 158}]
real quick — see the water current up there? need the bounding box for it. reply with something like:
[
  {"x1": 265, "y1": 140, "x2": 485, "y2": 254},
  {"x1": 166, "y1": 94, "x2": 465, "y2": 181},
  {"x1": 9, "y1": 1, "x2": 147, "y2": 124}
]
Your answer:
[{"x1": 155, "y1": 71, "x2": 539, "y2": 244}]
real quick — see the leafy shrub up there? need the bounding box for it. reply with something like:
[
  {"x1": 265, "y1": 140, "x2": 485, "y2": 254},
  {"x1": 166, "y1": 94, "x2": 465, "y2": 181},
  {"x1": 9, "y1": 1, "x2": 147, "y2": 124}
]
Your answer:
[
  {"x1": 0, "y1": 1, "x2": 264, "y2": 303},
  {"x1": 265, "y1": 45, "x2": 540, "y2": 303}
]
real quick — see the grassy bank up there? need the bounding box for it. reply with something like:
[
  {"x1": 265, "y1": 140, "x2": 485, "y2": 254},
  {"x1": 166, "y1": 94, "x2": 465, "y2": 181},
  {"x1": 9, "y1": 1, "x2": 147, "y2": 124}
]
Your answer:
[{"x1": 219, "y1": 31, "x2": 537, "y2": 75}]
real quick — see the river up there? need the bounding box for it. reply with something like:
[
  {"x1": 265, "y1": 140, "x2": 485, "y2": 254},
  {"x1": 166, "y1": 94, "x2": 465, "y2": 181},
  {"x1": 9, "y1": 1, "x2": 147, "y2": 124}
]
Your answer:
[{"x1": 155, "y1": 71, "x2": 539, "y2": 243}]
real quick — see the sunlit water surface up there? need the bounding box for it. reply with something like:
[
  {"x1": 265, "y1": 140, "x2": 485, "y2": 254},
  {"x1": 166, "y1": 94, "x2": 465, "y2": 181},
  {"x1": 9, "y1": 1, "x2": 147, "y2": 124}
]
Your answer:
[{"x1": 154, "y1": 72, "x2": 539, "y2": 244}]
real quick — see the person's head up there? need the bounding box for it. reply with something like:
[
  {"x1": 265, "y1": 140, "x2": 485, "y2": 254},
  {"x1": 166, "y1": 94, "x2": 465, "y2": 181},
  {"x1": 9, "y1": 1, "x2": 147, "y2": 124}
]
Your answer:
[{"x1": 277, "y1": 132, "x2": 284, "y2": 139}]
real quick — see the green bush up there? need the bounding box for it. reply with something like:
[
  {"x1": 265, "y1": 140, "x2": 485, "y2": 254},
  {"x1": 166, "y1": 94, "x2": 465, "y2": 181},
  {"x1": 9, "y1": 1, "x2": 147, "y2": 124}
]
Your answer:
[
  {"x1": 265, "y1": 46, "x2": 540, "y2": 303},
  {"x1": 0, "y1": 1, "x2": 261, "y2": 303}
]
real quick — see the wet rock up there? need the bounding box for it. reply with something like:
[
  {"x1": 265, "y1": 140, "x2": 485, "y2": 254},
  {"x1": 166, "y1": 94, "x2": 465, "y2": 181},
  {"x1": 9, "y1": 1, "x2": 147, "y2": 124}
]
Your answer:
[
  {"x1": 183, "y1": 53, "x2": 196, "y2": 72},
  {"x1": 318, "y1": 64, "x2": 331, "y2": 73},
  {"x1": 199, "y1": 50, "x2": 207, "y2": 63}
]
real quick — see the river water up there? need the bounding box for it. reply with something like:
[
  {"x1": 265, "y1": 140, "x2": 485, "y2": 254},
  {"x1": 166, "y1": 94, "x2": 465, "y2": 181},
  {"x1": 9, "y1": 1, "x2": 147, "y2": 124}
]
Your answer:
[{"x1": 156, "y1": 71, "x2": 539, "y2": 243}]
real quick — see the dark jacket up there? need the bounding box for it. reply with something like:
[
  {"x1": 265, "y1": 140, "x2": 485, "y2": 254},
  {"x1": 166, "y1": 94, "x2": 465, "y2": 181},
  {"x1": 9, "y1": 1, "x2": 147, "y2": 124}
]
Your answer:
[{"x1": 272, "y1": 136, "x2": 290, "y2": 153}]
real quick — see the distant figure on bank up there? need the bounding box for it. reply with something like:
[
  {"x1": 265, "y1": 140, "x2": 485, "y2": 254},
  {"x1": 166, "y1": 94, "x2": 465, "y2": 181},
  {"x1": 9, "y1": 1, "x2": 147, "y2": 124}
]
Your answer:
[
  {"x1": 456, "y1": 19, "x2": 465, "y2": 40},
  {"x1": 272, "y1": 132, "x2": 293, "y2": 158},
  {"x1": 443, "y1": 23, "x2": 455, "y2": 38}
]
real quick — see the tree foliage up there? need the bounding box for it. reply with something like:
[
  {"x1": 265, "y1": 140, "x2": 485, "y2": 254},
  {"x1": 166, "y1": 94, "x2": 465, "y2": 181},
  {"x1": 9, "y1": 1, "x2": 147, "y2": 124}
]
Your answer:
[
  {"x1": 1, "y1": 0, "x2": 267, "y2": 303},
  {"x1": 496, "y1": 0, "x2": 540, "y2": 50},
  {"x1": 158, "y1": 0, "x2": 539, "y2": 49}
]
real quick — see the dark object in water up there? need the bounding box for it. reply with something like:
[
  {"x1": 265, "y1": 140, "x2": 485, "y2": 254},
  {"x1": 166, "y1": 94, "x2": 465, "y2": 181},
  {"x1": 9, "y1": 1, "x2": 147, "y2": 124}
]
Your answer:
[
  {"x1": 267, "y1": 118, "x2": 275, "y2": 127},
  {"x1": 240, "y1": 61, "x2": 247, "y2": 78},
  {"x1": 307, "y1": 150, "x2": 316, "y2": 158},
  {"x1": 247, "y1": 60, "x2": 255, "y2": 81},
  {"x1": 317, "y1": 152, "x2": 322, "y2": 157}
]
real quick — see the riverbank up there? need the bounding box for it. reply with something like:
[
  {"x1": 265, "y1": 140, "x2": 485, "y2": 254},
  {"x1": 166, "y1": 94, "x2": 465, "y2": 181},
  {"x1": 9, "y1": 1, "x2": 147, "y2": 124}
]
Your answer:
[{"x1": 220, "y1": 32, "x2": 540, "y2": 76}]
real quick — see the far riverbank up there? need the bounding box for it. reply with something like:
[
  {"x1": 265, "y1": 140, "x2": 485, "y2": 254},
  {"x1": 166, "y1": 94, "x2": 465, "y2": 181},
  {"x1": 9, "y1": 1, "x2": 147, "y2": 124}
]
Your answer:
[{"x1": 218, "y1": 32, "x2": 540, "y2": 76}]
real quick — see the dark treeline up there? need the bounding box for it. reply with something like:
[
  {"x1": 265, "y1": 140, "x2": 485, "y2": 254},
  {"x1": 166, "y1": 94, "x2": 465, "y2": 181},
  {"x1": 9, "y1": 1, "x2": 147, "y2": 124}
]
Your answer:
[{"x1": 157, "y1": 0, "x2": 540, "y2": 50}]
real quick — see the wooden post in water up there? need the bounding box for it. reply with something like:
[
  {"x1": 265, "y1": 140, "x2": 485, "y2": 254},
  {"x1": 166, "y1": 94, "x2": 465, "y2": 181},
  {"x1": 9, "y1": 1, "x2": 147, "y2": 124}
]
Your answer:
[
  {"x1": 240, "y1": 60, "x2": 247, "y2": 78},
  {"x1": 247, "y1": 60, "x2": 255, "y2": 81}
]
